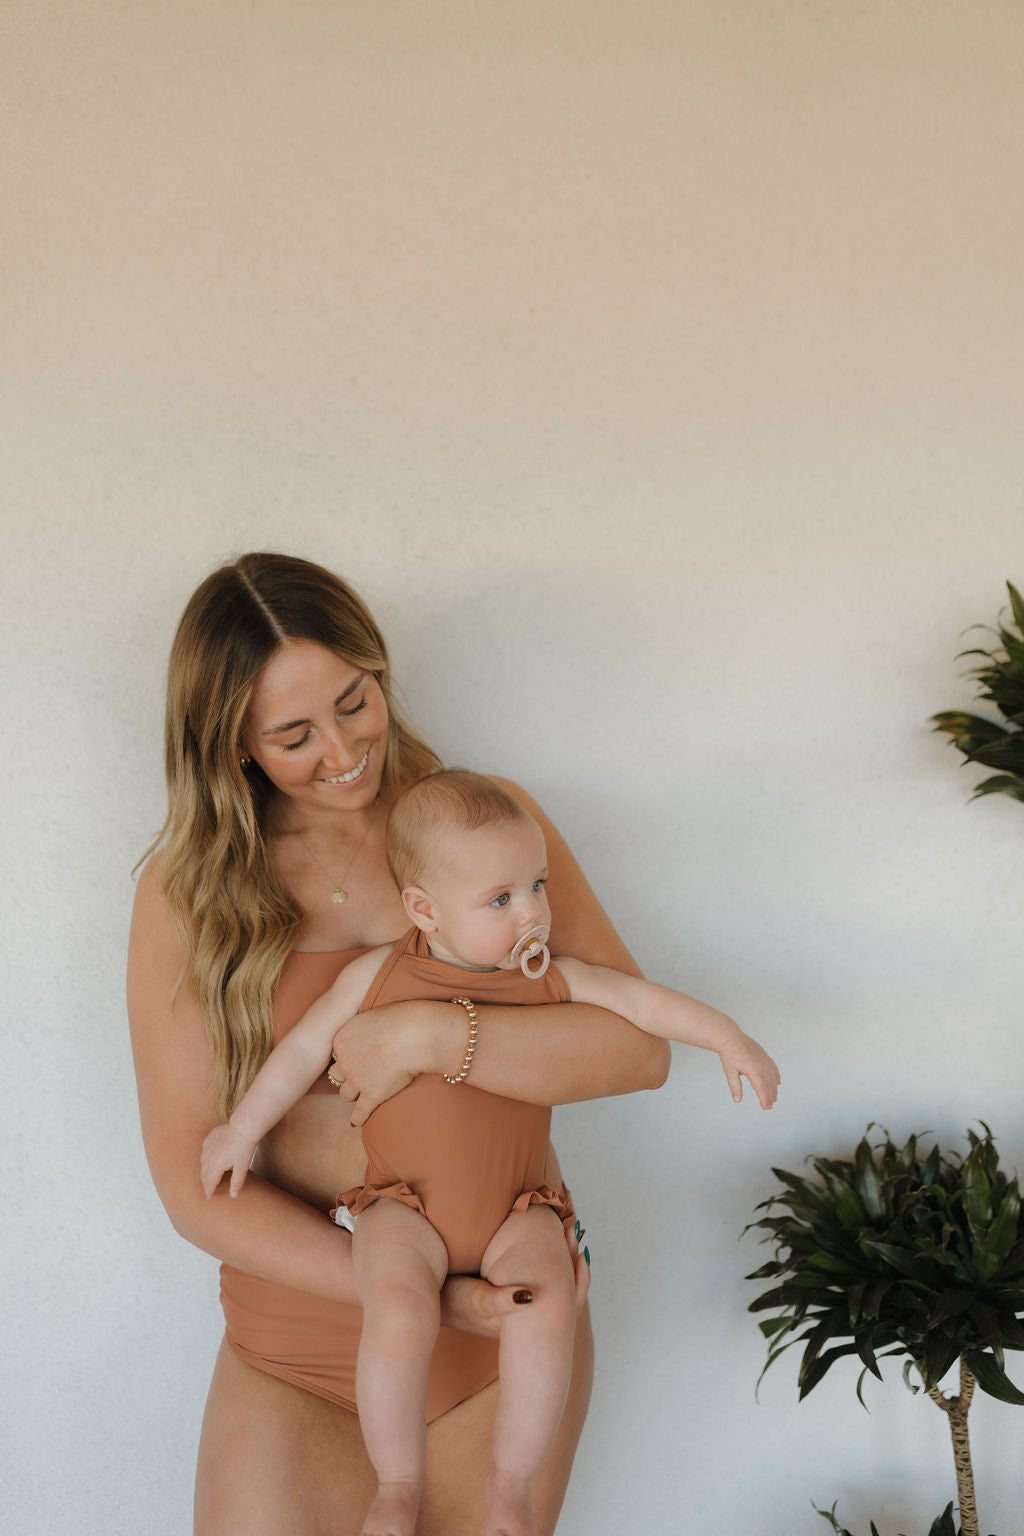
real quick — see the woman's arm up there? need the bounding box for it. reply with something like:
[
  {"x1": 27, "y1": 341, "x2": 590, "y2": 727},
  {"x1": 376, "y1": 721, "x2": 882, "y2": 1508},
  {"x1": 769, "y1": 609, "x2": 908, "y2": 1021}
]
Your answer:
[
  {"x1": 128, "y1": 857, "x2": 363, "y2": 1302},
  {"x1": 330, "y1": 779, "x2": 670, "y2": 1123}
]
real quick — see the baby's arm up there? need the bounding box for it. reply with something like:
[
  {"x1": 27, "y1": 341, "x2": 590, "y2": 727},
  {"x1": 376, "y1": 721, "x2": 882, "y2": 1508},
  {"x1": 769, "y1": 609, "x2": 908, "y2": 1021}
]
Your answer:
[
  {"x1": 200, "y1": 944, "x2": 392, "y2": 1198},
  {"x1": 555, "y1": 957, "x2": 780, "y2": 1109}
]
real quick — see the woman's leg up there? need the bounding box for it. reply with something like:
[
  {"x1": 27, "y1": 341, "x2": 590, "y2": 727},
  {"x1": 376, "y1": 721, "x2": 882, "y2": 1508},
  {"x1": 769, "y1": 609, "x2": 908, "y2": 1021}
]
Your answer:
[
  {"x1": 194, "y1": 1302, "x2": 594, "y2": 1536},
  {"x1": 194, "y1": 1340, "x2": 378, "y2": 1536},
  {"x1": 478, "y1": 1207, "x2": 579, "y2": 1536},
  {"x1": 351, "y1": 1200, "x2": 449, "y2": 1536}
]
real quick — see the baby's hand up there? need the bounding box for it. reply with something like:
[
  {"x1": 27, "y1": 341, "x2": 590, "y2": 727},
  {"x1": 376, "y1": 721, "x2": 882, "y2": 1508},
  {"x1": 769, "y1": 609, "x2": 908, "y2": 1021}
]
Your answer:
[
  {"x1": 719, "y1": 1032, "x2": 780, "y2": 1110},
  {"x1": 201, "y1": 1123, "x2": 257, "y2": 1199}
]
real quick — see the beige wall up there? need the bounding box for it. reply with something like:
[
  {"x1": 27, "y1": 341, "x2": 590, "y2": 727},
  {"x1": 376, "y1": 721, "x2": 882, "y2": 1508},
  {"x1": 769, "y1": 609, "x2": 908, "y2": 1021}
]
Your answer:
[{"x1": 5, "y1": 4, "x2": 1024, "y2": 1531}]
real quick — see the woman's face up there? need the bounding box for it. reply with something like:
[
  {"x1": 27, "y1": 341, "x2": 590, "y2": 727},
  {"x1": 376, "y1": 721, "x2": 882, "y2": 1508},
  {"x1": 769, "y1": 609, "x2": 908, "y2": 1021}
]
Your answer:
[{"x1": 242, "y1": 640, "x2": 389, "y2": 816}]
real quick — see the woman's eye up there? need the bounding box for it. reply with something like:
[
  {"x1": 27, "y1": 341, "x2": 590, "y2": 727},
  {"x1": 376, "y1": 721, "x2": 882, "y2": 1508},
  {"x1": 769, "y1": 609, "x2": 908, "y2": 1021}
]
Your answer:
[
  {"x1": 340, "y1": 698, "x2": 367, "y2": 718},
  {"x1": 282, "y1": 733, "x2": 311, "y2": 753},
  {"x1": 491, "y1": 892, "x2": 511, "y2": 908}
]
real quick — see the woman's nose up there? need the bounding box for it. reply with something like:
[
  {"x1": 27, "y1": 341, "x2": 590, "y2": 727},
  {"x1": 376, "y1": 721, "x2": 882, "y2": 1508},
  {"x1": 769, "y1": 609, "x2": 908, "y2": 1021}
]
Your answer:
[{"x1": 321, "y1": 724, "x2": 362, "y2": 771}]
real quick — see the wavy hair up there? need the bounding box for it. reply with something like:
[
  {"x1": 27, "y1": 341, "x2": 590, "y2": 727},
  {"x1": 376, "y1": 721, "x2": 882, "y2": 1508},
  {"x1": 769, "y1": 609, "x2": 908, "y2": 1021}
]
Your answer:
[{"x1": 152, "y1": 552, "x2": 441, "y2": 1114}]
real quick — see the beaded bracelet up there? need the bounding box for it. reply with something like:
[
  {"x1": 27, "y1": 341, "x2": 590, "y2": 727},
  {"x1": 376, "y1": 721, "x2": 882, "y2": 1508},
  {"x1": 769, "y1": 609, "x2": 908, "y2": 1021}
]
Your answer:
[{"x1": 444, "y1": 996, "x2": 479, "y2": 1084}]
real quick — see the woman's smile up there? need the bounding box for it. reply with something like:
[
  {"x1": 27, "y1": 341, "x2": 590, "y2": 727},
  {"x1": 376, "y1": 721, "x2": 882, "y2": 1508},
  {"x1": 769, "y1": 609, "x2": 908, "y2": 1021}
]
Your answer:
[{"x1": 318, "y1": 749, "x2": 371, "y2": 787}]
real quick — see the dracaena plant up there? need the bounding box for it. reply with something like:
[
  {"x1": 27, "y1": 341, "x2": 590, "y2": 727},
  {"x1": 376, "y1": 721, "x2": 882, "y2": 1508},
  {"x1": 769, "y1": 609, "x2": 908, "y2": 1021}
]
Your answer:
[
  {"x1": 745, "y1": 1127, "x2": 1024, "y2": 1536},
  {"x1": 813, "y1": 1501, "x2": 992, "y2": 1536},
  {"x1": 931, "y1": 581, "x2": 1024, "y2": 803}
]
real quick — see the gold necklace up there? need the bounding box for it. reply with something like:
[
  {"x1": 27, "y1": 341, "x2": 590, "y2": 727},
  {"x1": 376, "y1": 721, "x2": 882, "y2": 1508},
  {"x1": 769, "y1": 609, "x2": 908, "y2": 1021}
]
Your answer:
[{"x1": 297, "y1": 803, "x2": 379, "y2": 905}]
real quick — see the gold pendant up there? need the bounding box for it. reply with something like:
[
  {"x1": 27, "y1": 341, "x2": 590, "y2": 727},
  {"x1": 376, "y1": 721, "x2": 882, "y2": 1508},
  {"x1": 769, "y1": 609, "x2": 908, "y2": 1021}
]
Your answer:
[{"x1": 331, "y1": 888, "x2": 347, "y2": 904}]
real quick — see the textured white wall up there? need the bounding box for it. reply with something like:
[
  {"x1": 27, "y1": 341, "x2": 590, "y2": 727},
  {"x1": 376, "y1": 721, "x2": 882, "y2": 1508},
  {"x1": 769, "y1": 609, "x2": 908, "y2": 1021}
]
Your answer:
[{"x1": 4, "y1": 3, "x2": 1023, "y2": 1532}]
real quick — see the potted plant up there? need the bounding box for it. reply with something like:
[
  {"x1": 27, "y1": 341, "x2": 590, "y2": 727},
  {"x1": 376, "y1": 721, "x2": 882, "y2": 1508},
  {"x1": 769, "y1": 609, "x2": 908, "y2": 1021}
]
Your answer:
[
  {"x1": 814, "y1": 1500, "x2": 978, "y2": 1536},
  {"x1": 745, "y1": 1127, "x2": 1024, "y2": 1536},
  {"x1": 931, "y1": 581, "x2": 1024, "y2": 803}
]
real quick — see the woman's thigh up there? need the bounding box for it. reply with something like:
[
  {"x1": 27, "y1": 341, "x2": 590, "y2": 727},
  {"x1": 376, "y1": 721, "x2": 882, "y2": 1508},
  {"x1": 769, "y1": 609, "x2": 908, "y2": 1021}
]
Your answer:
[
  {"x1": 194, "y1": 1341, "x2": 377, "y2": 1536},
  {"x1": 195, "y1": 1305, "x2": 595, "y2": 1536}
]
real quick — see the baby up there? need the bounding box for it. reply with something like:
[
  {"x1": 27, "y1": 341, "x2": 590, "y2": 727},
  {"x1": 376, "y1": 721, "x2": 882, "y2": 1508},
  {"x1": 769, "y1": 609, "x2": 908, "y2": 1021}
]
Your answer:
[{"x1": 202, "y1": 770, "x2": 779, "y2": 1536}]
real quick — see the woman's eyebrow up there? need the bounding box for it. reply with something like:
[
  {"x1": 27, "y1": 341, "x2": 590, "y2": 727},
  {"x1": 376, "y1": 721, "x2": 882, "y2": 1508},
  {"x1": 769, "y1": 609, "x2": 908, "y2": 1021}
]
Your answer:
[{"x1": 260, "y1": 674, "x2": 365, "y2": 735}]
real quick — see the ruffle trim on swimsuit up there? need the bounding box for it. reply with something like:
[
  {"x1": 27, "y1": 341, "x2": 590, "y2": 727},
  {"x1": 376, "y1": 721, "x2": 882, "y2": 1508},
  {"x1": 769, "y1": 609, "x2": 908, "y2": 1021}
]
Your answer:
[
  {"x1": 332, "y1": 1179, "x2": 427, "y2": 1225},
  {"x1": 332, "y1": 1180, "x2": 575, "y2": 1233},
  {"x1": 509, "y1": 1184, "x2": 575, "y2": 1226}
]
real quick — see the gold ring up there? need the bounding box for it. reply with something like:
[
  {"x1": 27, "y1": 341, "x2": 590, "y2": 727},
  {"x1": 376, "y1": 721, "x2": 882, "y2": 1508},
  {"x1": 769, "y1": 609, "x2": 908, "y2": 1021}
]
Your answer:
[{"x1": 327, "y1": 1068, "x2": 346, "y2": 1089}]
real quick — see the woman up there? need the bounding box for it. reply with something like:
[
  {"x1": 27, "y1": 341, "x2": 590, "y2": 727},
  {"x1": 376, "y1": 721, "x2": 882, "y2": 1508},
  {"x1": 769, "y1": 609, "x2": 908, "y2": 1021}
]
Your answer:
[{"x1": 128, "y1": 552, "x2": 668, "y2": 1535}]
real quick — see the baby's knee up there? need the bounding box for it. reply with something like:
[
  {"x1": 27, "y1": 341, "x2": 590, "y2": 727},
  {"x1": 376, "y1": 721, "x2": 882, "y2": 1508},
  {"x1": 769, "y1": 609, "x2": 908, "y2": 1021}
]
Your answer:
[{"x1": 362, "y1": 1280, "x2": 440, "y2": 1356}]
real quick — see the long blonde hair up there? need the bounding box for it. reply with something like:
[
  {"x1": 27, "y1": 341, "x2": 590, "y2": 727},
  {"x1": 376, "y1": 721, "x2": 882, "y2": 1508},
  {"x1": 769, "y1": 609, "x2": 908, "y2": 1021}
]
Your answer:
[{"x1": 153, "y1": 552, "x2": 441, "y2": 1114}]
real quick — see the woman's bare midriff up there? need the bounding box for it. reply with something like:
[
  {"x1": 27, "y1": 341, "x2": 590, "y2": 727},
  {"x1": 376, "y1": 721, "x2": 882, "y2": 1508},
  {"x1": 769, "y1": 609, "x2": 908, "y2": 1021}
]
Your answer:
[{"x1": 252, "y1": 1093, "x2": 367, "y2": 1211}]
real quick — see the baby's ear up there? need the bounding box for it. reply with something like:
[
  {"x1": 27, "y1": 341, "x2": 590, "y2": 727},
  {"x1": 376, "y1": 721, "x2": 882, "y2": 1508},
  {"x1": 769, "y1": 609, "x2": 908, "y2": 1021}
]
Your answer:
[{"x1": 402, "y1": 885, "x2": 437, "y2": 932}]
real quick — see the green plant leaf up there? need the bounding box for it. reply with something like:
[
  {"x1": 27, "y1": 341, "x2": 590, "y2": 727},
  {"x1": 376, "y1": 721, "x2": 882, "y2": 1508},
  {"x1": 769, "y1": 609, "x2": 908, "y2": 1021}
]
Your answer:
[
  {"x1": 797, "y1": 1342, "x2": 862, "y2": 1399},
  {"x1": 1000, "y1": 633, "x2": 1024, "y2": 669},
  {"x1": 926, "y1": 1288, "x2": 975, "y2": 1329},
  {"x1": 808, "y1": 1248, "x2": 858, "y2": 1273},
  {"x1": 859, "y1": 1239, "x2": 923, "y2": 1277},
  {"x1": 964, "y1": 1348, "x2": 1024, "y2": 1404},
  {"x1": 963, "y1": 1157, "x2": 993, "y2": 1234},
  {"x1": 971, "y1": 773, "x2": 1024, "y2": 802},
  {"x1": 926, "y1": 1506, "x2": 958, "y2": 1536},
  {"x1": 935, "y1": 586, "x2": 1024, "y2": 806},
  {"x1": 834, "y1": 1184, "x2": 867, "y2": 1227},
  {"x1": 812, "y1": 1503, "x2": 851, "y2": 1535},
  {"x1": 920, "y1": 1331, "x2": 960, "y2": 1390},
  {"x1": 968, "y1": 1300, "x2": 1005, "y2": 1367},
  {"x1": 855, "y1": 1140, "x2": 885, "y2": 1222},
  {"x1": 757, "y1": 1316, "x2": 792, "y2": 1339},
  {"x1": 930, "y1": 710, "x2": 1009, "y2": 749},
  {"x1": 964, "y1": 736, "x2": 1024, "y2": 771}
]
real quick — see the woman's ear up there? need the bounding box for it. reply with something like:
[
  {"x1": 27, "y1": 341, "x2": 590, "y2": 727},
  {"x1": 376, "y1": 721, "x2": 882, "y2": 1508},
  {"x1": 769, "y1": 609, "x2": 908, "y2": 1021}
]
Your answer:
[{"x1": 402, "y1": 885, "x2": 438, "y2": 932}]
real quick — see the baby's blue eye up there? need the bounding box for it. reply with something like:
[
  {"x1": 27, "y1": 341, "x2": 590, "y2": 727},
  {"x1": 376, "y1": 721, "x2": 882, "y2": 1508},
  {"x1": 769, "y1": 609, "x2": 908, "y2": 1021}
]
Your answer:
[
  {"x1": 491, "y1": 892, "x2": 511, "y2": 908},
  {"x1": 531, "y1": 878, "x2": 546, "y2": 892}
]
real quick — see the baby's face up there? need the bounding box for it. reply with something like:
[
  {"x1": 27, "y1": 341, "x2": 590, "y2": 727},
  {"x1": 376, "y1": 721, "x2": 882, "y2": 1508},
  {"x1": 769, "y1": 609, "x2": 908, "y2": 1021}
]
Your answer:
[{"x1": 419, "y1": 817, "x2": 551, "y2": 971}]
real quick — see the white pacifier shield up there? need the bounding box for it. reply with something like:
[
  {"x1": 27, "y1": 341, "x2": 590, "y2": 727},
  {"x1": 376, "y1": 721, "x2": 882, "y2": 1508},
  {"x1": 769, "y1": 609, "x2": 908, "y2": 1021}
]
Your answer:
[{"x1": 509, "y1": 924, "x2": 551, "y2": 979}]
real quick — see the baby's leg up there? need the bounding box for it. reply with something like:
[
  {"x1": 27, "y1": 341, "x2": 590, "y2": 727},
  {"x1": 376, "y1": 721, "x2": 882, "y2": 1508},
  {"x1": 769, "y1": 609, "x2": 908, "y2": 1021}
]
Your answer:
[
  {"x1": 351, "y1": 1199, "x2": 449, "y2": 1536},
  {"x1": 479, "y1": 1206, "x2": 577, "y2": 1536}
]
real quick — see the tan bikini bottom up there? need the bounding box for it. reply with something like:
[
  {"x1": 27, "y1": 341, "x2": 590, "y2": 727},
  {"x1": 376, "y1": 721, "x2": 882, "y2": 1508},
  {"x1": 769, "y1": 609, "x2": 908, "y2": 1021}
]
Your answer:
[{"x1": 219, "y1": 1263, "x2": 500, "y2": 1421}]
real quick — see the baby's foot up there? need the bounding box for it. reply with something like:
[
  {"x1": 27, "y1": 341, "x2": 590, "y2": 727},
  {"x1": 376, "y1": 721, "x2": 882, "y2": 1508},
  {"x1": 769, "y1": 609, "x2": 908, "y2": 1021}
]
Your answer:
[
  {"x1": 360, "y1": 1479, "x2": 421, "y2": 1536},
  {"x1": 484, "y1": 1468, "x2": 537, "y2": 1536}
]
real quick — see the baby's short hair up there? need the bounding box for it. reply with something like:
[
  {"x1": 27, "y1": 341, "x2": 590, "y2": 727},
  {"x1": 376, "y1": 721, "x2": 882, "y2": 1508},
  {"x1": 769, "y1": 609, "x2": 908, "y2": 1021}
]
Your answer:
[{"x1": 386, "y1": 769, "x2": 530, "y2": 892}]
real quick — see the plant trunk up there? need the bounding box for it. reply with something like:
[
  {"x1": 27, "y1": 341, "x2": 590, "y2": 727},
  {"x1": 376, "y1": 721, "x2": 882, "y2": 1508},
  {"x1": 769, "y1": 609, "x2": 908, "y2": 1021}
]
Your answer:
[{"x1": 927, "y1": 1359, "x2": 977, "y2": 1536}]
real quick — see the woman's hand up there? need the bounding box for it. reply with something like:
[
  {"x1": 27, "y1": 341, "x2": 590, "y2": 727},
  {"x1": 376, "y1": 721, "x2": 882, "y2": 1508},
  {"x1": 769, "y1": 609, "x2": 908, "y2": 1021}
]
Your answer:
[
  {"x1": 329, "y1": 999, "x2": 460, "y2": 1125},
  {"x1": 440, "y1": 1220, "x2": 591, "y2": 1338}
]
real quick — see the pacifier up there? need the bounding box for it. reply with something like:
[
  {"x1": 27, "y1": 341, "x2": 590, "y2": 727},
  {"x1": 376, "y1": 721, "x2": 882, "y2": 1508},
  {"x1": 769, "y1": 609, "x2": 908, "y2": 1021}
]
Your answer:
[{"x1": 509, "y1": 924, "x2": 551, "y2": 979}]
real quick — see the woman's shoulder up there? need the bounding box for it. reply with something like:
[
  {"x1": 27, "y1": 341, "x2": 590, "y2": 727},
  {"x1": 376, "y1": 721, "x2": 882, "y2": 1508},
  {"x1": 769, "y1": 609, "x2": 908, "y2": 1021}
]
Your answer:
[
  {"x1": 486, "y1": 775, "x2": 642, "y2": 977},
  {"x1": 128, "y1": 848, "x2": 187, "y2": 983},
  {"x1": 483, "y1": 775, "x2": 577, "y2": 860},
  {"x1": 483, "y1": 774, "x2": 546, "y2": 819},
  {"x1": 131, "y1": 848, "x2": 173, "y2": 925}
]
